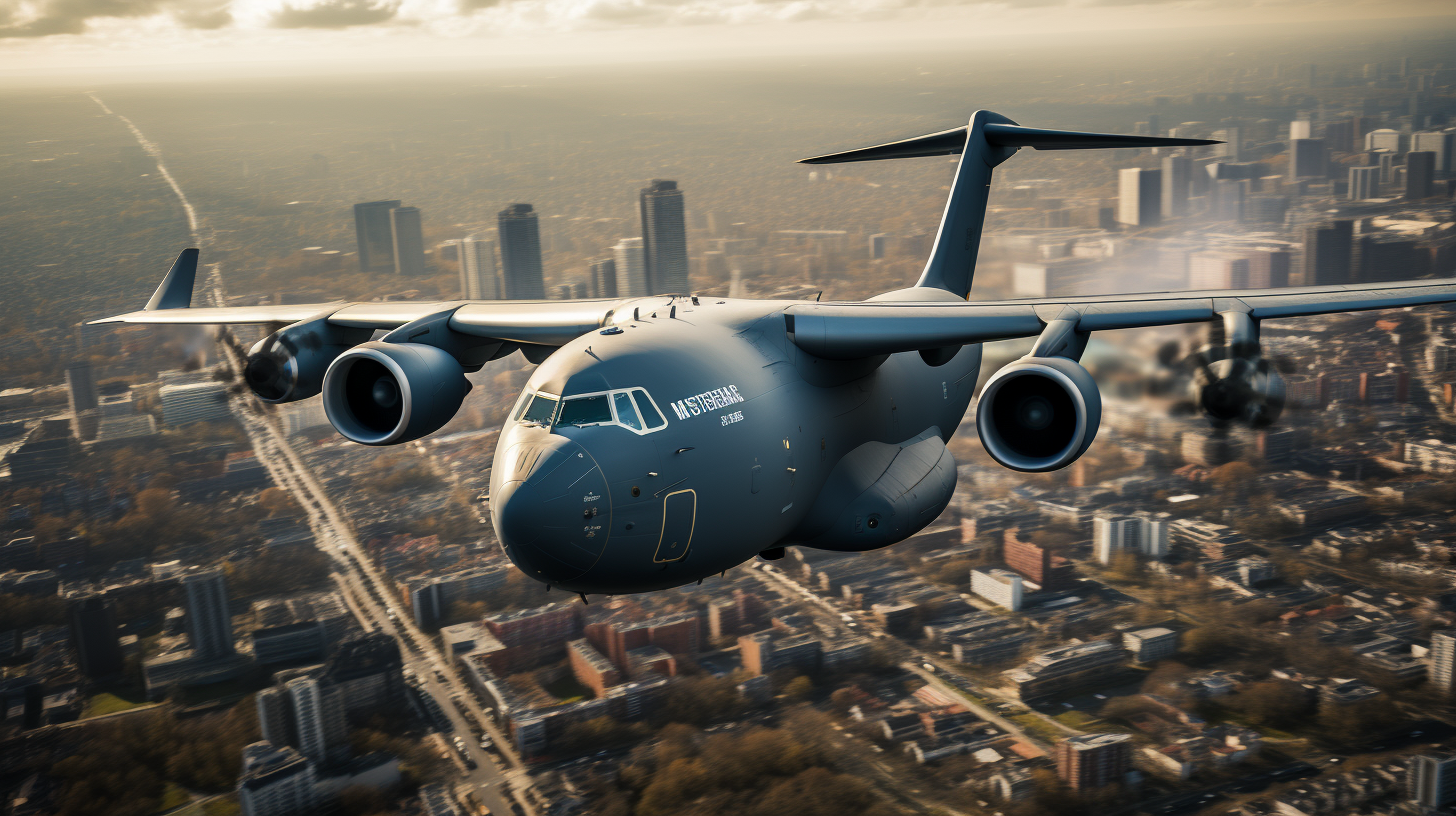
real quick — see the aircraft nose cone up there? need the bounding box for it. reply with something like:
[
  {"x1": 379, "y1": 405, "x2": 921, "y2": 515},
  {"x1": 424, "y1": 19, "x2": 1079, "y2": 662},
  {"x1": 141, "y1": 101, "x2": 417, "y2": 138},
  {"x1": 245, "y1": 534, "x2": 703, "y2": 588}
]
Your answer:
[{"x1": 493, "y1": 436, "x2": 609, "y2": 587}]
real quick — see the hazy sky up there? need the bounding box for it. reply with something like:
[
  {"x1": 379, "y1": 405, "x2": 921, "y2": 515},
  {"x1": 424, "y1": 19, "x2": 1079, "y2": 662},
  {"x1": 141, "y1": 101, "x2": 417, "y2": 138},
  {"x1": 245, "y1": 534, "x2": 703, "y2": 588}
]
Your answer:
[{"x1": 0, "y1": 0, "x2": 1452, "y2": 77}]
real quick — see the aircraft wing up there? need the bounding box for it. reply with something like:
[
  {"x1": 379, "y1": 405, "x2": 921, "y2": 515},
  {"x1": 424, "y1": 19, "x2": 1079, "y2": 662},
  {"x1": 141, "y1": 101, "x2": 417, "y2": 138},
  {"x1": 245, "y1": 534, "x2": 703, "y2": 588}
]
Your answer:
[
  {"x1": 785, "y1": 278, "x2": 1456, "y2": 360},
  {"x1": 92, "y1": 298, "x2": 626, "y2": 346}
]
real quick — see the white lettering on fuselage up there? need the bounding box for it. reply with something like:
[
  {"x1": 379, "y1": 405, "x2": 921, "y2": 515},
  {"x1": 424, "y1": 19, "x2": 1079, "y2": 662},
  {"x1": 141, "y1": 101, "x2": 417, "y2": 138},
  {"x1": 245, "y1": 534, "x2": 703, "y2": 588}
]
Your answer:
[{"x1": 670, "y1": 384, "x2": 744, "y2": 421}]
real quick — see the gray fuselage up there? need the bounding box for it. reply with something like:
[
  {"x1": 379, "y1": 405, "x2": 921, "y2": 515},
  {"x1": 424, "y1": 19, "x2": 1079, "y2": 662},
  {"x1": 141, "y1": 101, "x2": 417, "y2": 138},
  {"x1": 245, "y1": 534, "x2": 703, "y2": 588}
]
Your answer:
[{"x1": 489, "y1": 288, "x2": 981, "y2": 594}]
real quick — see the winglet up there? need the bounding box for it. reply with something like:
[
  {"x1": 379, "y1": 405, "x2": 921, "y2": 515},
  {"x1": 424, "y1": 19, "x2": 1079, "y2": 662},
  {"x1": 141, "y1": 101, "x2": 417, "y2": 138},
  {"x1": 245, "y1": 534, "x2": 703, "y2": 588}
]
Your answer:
[{"x1": 145, "y1": 248, "x2": 200, "y2": 311}]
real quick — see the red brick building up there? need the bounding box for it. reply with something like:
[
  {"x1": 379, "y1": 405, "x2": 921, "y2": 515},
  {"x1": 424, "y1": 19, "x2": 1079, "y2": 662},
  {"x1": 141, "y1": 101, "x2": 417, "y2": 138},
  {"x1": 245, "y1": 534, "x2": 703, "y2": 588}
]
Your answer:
[
  {"x1": 1002, "y1": 530, "x2": 1074, "y2": 591},
  {"x1": 1056, "y1": 734, "x2": 1132, "y2": 790}
]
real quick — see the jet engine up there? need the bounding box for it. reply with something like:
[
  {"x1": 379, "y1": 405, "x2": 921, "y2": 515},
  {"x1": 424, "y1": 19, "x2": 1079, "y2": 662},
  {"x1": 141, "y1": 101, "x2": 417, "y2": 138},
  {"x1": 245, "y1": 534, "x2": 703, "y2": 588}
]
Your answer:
[
  {"x1": 321, "y1": 342, "x2": 472, "y2": 445},
  {"x1": 243, "y1": 317, "x2": 370, "y2": 404},
  {"x1": 1188, "y1": 337, "x2": 1285, "y2": 428},
  {"x1": 976, "y1": 356, "x2": 1101, "y2": 472},
  {"x1": 1188, "y1": 308, "x2": 1281, "y2": 431}
]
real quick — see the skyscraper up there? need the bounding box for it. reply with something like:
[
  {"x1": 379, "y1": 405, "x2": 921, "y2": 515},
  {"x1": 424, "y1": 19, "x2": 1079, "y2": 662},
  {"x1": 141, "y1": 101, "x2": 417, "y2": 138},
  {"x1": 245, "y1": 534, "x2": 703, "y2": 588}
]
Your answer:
[
  {"x1": 389, "y1": 206, "x2": 426, "y2": 277},
  {"x1": 1247, "y1": 248, "x2": 1291, "y2": 288},
  {"x1": 1116, "y1": 168, "x2": 1162, "y2": 227},
  {"x1": 1407, "y1": 150, "x2": 1437, "y2": 200},
  {"x1": 639, "y1": 180, "x2": 689, "y2": 295},
  {"x1": 1289, "y1": 120, "x2": 1313, "y2": 140},
  {"x1": 182, "y1": 567, "x2": 234, "y2": 661},
  {"x1": 1212, "y1": 127, "x2": 1241, "y2": 161},
  {"x1": 1160, "y1": 156, "x2": 1192, "y2": 218},
  {"x1": 613, "y1": 237, "x2": 648, "y2": 297},
  {"x1": 285, "y1": 677, "x2": 335, "y2": 763},
  {"x1": 1302, "y1": 221, "x2": 1354, "y2": 286},
  {"x1": 1430, "y1": 631, "x2": 1455, "y2": 692},
  {"x1": 590, "y1": 258, "x2": 618, "y2": 299},
  {"x1": 1408, "y1": 754, "x2": 1456, "y2": 812},
  {"x1": 65, "y1": 362, "x2": 98, "y2": 415},
  {"x1": 1289, "y1": 138, "x2": 1327, "y2": 179},
  {"x1": 67, "y1": 594, "x2": 124, "y2": 678},
  {"x1": 497, "y1": 204, "x2": 546, "y2": 300},
  {"x1": 1365, "y1": 129, "x2": 1403, "y2": 153},
  {"x1": 1349, "y1": 165, "x2": 1380, "y2": 200},
  {"x1": 256, "y1": 686, "x2": 292, "y2": 747},
  {"x1": 1413, "y1": 131, "x2": 1454, "y2": 173},
  {"x1": 459, "y1": 235, "x2": 500, "y2": 300},
  {"x1": 353, "y1": 200, "x2": 402, "y2": 273}
]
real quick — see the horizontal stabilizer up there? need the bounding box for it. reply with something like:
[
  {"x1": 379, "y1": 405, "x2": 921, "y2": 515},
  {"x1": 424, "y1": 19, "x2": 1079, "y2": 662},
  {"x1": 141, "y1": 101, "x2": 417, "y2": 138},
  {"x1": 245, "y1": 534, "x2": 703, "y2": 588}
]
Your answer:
[
  {"x1": 145, "y1": 248, "x2": 200, "y2": 310},
  {"x1": 799, "y1": 124, "x2": 1218, "y2": 164}
]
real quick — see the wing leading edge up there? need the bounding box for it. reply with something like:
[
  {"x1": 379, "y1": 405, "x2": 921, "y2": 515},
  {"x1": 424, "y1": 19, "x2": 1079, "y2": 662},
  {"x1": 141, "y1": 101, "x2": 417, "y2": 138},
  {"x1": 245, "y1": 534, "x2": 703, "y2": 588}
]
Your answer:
[{"x1": 785, "y1": 278, "x2": 1456, "y2": 360}]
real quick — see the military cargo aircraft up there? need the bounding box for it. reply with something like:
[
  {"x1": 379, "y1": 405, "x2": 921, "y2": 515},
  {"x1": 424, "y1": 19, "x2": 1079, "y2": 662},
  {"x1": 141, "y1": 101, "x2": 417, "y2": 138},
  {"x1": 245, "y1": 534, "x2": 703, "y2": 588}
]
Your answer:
[{"x1": 95, "y1": 110, "x2": 1456, "y2": 595}]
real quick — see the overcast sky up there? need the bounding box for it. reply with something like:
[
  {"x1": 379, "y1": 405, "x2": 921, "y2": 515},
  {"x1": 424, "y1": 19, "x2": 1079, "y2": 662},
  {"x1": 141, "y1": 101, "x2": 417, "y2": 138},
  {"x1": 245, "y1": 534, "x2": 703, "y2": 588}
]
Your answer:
[{"x1": 1, "y1": 0, "x2": 1452, "y2": 77}]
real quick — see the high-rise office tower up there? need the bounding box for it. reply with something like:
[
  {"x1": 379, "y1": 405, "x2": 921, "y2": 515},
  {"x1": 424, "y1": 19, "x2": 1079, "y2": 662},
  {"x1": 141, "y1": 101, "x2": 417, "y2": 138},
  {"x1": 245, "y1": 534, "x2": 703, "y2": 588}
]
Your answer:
[
  {"x1": 869, "y1": 233, "x2": 888, "y2": 259},
  {"x1": 65, "y1": 362, "x2": 98, "y2": 415},
  {"x1": 613, "y1": 237, "x2": 648, "y2": 297},
  {"x1": 1408, "y1": 754, "x2": 1456, "y2": 812},
  {"x1": 497, "y1": 204, "x2": 546, "y2": 300},
  {"x1": 1161, "y1": 156, "x2": 1192, "y2": 218},
  {"x1": 1365, "y1": 129, "x2": 1403, "y2": 153},
  {"x1": 1289, "y1": 120, "x2": 1313, "y2": 141},
  {"x1": 1413, "y1": 131, "x2": 1454, "y2": 173},
  {"x1": 590, "y1": 258, "x2": 617, "y2": 299},
  {"x1": 1289, "y1": 138, "x2": 1327, "y2": 179},
  {"x1": 67, "y1": 594, "x2": 123, "y2": 678},
  {"x1": 1407, "y1": 150, "x2": 1437, "y2": 200},
  {"x1": 459, "y1": 235, "x2": 500, "y2": 300},
  {"x1": 1247, "y1": 248, "x2": 1291, "y2": 288},
  {"x1": 1189, "y1": 251, "x2": 1250, "y2": 290},
  {"x1": 285, "y1": 677, "x2": 333, "y2": 763},
  {"x1": 1116, "y1": 168, "x2": 1162, "y2": 227},
  {"x1": 1212, "y1": 128, "x2": 1241, "y2": 161},
  {"x1": 389, "y1": 206, "x2": 426, "y2": 277},
  {"x1": 182, "y1": 567, "x2": 234, "y2": 661},
  {"x1": 1349, "y1": 166, "x2": 1380, "y2": 200},
  {"x1": 256, "y1": 686, "x2": 293, "y2": 748},
  {"x1": 1433, "y1": 631, "x2": 1456, "y2": 691},
  {"x1": 1322, "y1": 120, "x2": 1355, "y2": 153},
  {"x1": 1379, "y1": 151, "x2": 1398, "y2": 184},
  {"x1": 639, "y1": 180, "x2": 689, "y2": 295},
  {"x1": 1212, "y1": 179, "x2": 1245, "y2": 222},
  {"x1": 353, "y1": 200, "x2": 402, "y2": 273},
  {"x1": 1302, "y1": 221, "x2": 1354, "y2": 286}
]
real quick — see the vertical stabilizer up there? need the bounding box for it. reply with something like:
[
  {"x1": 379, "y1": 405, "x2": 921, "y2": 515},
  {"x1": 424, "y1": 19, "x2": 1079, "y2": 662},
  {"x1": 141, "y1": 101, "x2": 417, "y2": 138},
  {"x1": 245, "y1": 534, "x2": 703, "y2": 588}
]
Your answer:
[{"x1": 799, "y1": 112, "x2": 1218, "y2": 299}]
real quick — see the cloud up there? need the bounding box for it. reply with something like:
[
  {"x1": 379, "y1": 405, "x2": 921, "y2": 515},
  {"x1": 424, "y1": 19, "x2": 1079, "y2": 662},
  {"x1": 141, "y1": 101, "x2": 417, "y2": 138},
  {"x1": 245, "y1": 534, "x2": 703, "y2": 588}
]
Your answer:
[
  {"x1": 0, "y1": 0, "x2": 232, "y2": 36},
  {"x1": 270, "y1": 0, "x2": 400, "y2": 27}
]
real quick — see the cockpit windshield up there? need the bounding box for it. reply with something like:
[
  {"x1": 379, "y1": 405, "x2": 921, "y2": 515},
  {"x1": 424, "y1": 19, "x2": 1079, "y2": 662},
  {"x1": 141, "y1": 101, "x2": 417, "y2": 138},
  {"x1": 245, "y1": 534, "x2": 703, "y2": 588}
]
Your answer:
[
  {"x1": 556, "y1": 394, "x2": 614, "y2": 427},
  {"x1": 532, "y1": 387, "x2": 669, "y2": 435},
  {"x1": 516, "y1": 393, "x2": 559, "y2": 426}
]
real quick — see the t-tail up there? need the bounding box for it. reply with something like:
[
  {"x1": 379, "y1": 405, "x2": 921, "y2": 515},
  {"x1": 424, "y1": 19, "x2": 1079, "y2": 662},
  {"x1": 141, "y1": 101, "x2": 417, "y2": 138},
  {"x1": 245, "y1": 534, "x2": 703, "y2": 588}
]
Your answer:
[{"x1": 799, "y1": 110, "x2": 1220, "y2": 298}]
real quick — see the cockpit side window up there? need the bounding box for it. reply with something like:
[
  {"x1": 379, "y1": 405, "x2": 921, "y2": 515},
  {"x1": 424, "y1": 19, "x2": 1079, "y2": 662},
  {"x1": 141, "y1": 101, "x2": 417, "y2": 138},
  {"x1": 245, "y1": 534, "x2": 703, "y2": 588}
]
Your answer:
[
  {"x1": 632, "y1": 390, "x2": 667, "y2": 430},
  {"x1": 519, "y1": 393, "x2": 559, "y2": 425},
  {"x1": 612, "y1": 392, "x2": 643, "y2": 431},
  {"x1": 557, "y1": 394, "x2": 614, "y2": 427}
]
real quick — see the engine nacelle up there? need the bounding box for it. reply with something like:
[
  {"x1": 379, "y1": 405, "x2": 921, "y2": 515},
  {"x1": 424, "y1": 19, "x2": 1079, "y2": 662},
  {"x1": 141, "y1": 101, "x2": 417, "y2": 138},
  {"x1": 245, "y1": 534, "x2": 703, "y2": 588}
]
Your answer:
[
  {"x1": 322, "y1": 342, "x2": 472, "y2": 445},
  {"x1": 976, "y1": 356, "x2": 1101, "y2": 472},
  {"x1": 1192, "y1": 355, "x2": 1285, "y2": 428},
  {"x1": 244, "y1": 317, "x2": 370, "y2": 404}
]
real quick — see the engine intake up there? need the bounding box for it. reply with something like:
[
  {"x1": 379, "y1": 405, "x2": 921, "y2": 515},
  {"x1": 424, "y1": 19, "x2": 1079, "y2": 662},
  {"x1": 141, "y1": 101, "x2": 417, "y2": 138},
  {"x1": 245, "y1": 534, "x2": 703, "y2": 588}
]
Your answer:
[
  {"x1": 976, "y1": 356, "x2": 1101, "y2": 472},
  {"x1": 322, "y1": 342, "x2": 471, "y2": 445},
  {"x1": 1193, "y1": 356, "x2": 1285, "y2": 428},
  {"x1": 244, "y1": 317, "x2": 369, "y2": 404}
]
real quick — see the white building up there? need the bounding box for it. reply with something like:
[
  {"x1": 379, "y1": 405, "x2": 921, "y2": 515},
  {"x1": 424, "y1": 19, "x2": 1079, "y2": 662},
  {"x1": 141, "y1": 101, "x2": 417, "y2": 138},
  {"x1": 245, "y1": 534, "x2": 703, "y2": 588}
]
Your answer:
[
  {"x1": 238, "y1": 742, "x2": 316, "y2": 816},
  {"x1": 613, "y1": 237, "x2": 648, "y2": 297},
  {"x1": 459, "y1": 235, "x2": 500, "y2": 300},
  {"x1": 1432, "y1": 631, "x2": 1456, "y2": 692},
  {"x1": 971, "y1": 568, "x2": 1023, "y2": 611},
  {"x1": 1123, "y1": 627, "x2": 1179, "y2": 663},
  {"x1": 1093, "y1": 514, "x2": 1169, "y2": 563},
  {"x1": 1407, "y1": 439, "x2": 1456, "y2": 474},
  {"x1": 159, "y1": 381, "x2": 230, "y2": 426}
]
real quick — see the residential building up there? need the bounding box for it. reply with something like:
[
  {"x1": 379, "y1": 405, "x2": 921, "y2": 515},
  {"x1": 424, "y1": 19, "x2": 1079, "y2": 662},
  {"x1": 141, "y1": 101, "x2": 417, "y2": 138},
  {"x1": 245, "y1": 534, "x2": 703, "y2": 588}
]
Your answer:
[
  {"x1": 613, "y1": 237, "x2": 647, "y2": 297},
  {"x1": 159, "y1": 382, "x2": 229, "y2": 425},
  {"x1": 1005, "y1": 640, "x2": 1126, "y2": 701},
  {"x1": 1430, "y1": 631, "x2": 1456, "y2": 692},
  {"x1": 1408, "y1": 754, "x2": 1456, "y2": 812},
  {"x1": 971, "y1": 568, "x2": 1023, "y2": 611},
  {"x1": 1123, "y1": 628, "x2": 1178, "y2": 664},
  {"x1": 459, "y1": 235, "x2": 499, "y2": 300},
  {"x1": 67, "y1": 594, "x2": 124, "y2": 678},
  {"x1": 183, "y1": 567, "x2": 234, "y2": 660},
  {"x1": 238, "y1": 742, "x2": 316, "y2": 816},
  {"x1": 1057, "y1": 733, "x2": 1132, "y2": 790}
]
